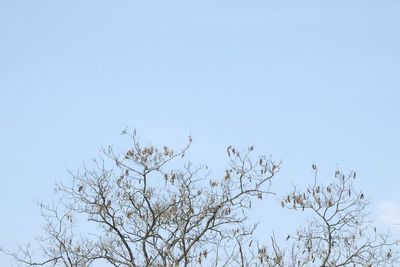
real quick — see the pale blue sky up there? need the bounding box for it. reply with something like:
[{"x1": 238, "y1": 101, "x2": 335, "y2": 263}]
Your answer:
[{"x1": 1, "y1": 1, "x2": 400, "y2": 265}]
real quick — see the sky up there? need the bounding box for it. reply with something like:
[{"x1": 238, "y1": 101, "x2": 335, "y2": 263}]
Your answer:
[{"x1": 1, "y1": 0, "x2": 400, "y2": 265}]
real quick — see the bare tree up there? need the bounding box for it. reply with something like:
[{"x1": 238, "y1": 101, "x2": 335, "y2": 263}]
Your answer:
[
  {"x1": 2, "y1": 132, "x2": 398, "y2": 267},
  {"x1": 1, "y1": 131, "x2": 280, "y2": 267},
  {"x1": 263, "y1": 166, "x2": 399, "y2": 267}
]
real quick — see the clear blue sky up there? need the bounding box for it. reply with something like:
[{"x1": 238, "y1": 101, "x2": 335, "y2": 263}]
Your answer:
[{"x1": 1, "y1": 1, "x2": 400, "y2": 265}]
